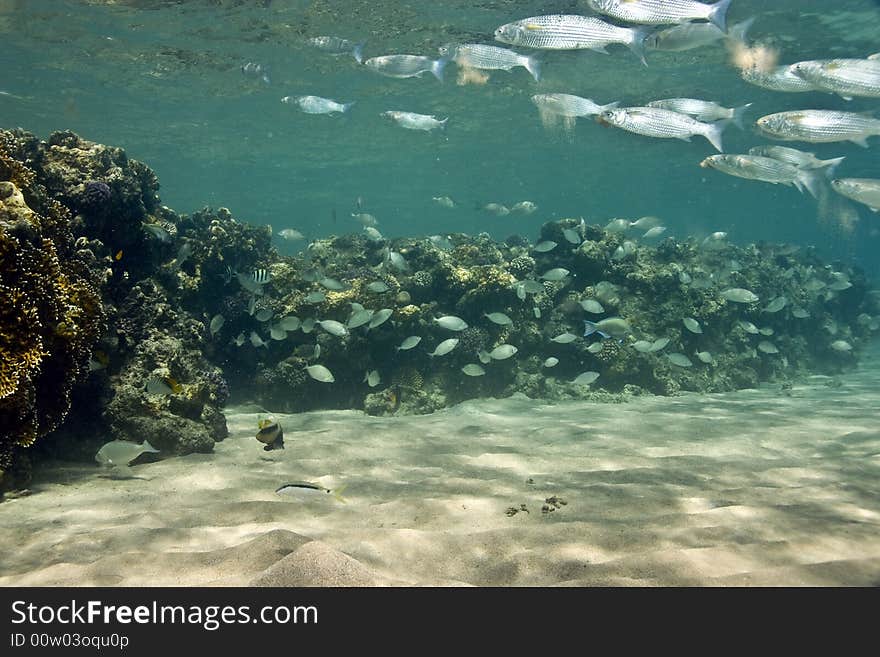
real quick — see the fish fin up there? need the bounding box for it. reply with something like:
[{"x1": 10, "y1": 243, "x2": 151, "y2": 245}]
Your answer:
[
  {"x1": 818, "y1": 156, "x2": 846, "y2": 178},
  {"x1": 583, "y1": 320, "x2": 597, "y2": 337},
  {"x1": 840, "y1": 95, "x2": 853, "y2": 101},
  {"x1": 709, "y1": 0, "x2": 732, "y2": 32},
  {"x1": 797, "y1": 169, "x2": 826, "y2": 199},
  {"x1": 600, "y1": 101, "x2": 620, "y2": 112},
  {"x1": 432, "y1": 56, "x2": 449, "y2": 82},
  {"x1": 525, "y1": 54, "x2": 542, "y2": 82},
  {"x1": 704, "y1": 119, "x2": 729, "y2": 152},
  {"x1": 850, "y1": 136, "x2": 870, "y2": 148},
  {"x1": 352, "y1": 42, "x2": 365, "y2": 64},
  {"x1": 732, "y1": 103, "x2": 752, "y2": 130},
  {"x1": 628, "y1": 27, "x2": 651, "y2": 66},
  {"x1": 439, "y1": 117, "x2": 449, "y2": 130},
  {"x1": 333, "y1": 485, "x2": 348, "y2": 504},
  {"x1": 726, "y1": 17, "x2": 755, "y2": 46},
  {"x1": 342, "y1": 101, "x2": 356, "y2": 113},
  {"x1": 588, "y1": 45, "x2": 610, "y2": 55},
  {"x1": 142, "y1": 440, "x2": 160, "y2": 454}
]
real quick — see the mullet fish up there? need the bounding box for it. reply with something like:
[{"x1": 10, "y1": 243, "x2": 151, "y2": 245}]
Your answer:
[{"x1": 494, "y1": 14, "x2": 651, "y2": 65}]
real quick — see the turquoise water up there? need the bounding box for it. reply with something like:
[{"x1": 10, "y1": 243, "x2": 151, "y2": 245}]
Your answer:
[{"x1": 1, "y1": 0, "x2": 879, "y2": 275}]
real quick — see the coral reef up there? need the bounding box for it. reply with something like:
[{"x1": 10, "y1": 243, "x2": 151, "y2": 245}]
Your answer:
[{"x1": 1, "y1": 128, "x2": 878, "y2": 492}]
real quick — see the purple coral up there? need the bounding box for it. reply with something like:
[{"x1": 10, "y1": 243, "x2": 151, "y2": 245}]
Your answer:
[{"x1": 82, "y1": 181, "x2": 111, "y2": 209}]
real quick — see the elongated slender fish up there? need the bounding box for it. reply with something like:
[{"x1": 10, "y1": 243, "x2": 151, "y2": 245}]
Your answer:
[
  {"x1": 756, "y1": 110, "x2": 880, "y2": 147},
  {"x1": 365, "y1": 54, "x2": 447, "y2": 81},
  {"x1": 647, "y1": 17, "x2": 752, "y2": 52},
  {"x1": 281, "y1": 95, "x2": 354, "y2": 115},
  {"x1": 646, "y1": 98, "x2": 751, "y2": 128},
  {"x1": 831, "y1": 178, "x2": 880, "y2": 212},
  {"x1": 308, "y1": 36, "x2": 365, "y2": 63},
  {"x1": 494, "y1": 15, "x2": 650, "y2": 65},
  {"x1": 276, "y1": 481, "x2": 347, "y2": 503},
  {"x1": 600, "y1": 107, "x2": 727, "y2": 152},
  {"x1": 382, "y1": 111, "x2": 447, "y2": 131},
  {"x1": 532, "y1": 94, "x2": 618, "y2": 118},
  {"x1": 586, "y1": 0, "x2": 732, "y2": 30},
  {"x1": 440, "y1": 43, "x2": 541, "y2": 81},
  {"x1": 741, "y1": 65, "x2": 817, "y2": 93},
  {"x1": 790, "y1": 59, "x2": 880, "y2": 99},
  {"x1": 748, "y1": 145, "x2": 845, "y2": 172},
  {"x1": 700, "y1": 154, "x2": 826, "y2": 197}
]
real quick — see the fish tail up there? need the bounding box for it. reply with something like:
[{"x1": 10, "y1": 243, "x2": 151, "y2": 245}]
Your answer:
[
  {"x1": 819, "y1": 156, "x2": 846, "y2": 178},
  {"x1": 525, "y1": 54, "x2": 541, "y2": 82},
  {"x1": 439, "y1": 117, "x2": 449, "y2": 130},
  {"x1": 432, "y1": 56, "x2": 449, "y2": 82},
  {"x1": 797, "y1": 168, "x2": 827, "y2": 200},
  {"x1": 583, "y1": 320, "x2": 597, "y2": 337},
  {"x1": 352, "y1": 42, "x2": 365, "y2": 64},
  {"x1": 332, "y1": 485, "x2": 348, "y2": 504},
  {"x1": 342, "y1": 101, "x2": 356, "y2": 113},
  {"x1": 709, "y1": 0, "x2": 732, "y2": 32},
  {"x1": 704, "y1": 119, "x2": 729, "y2": 153},
  {"x1": 726, "y1": 17, "x2": 755, "y2": 46},
  {"x1": 731, "y1": 103, "x2": 753, "y2": 130},
  {"x1": 629, "y1": 27, "x2": 651, "y2": 66}
]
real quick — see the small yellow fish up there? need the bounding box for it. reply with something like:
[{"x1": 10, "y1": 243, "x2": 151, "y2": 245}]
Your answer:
[{"x1": 115, "y1": 250, "x2": 123, "y2": 261}]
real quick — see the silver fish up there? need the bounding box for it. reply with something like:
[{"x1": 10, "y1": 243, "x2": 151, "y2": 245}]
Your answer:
[
  {"x1": 365, "y1": 54, "x2": 447, "y2": 81},
  {"x1": 646, "y1": 98, "x2": 751, "y2": 128},
  {"x1": 308, "y1": 36, "x2": 365, "y2": 63},
  {"x1": 95, "y1": 440, "x2": 159, "y2": 467},
  {"x1": 397, "y1": 336, "x2": 422, "y2": 351},
  {"x1": 700, "y1": 154, "x2": 826, "y2": 197},
  {"x1": 306, "y1": 364, "x2": 335, "y2": 383},
  {"x1": 364, "y1": 370, "x2": 381, "y2": 387},
  {"x1": 494, "y1": 14, "x2": 650, "y2": 64},
  {"x1": 382, "y1": 110, "x2": 447, "y2": 131},
  {"x1": 667, "y1": 353, "x2": 693, "y2": 368},
  {"x1": 282, "y1": 95, "x2": 354, "y2": 115},
  {"x1": 647, "y1": 17, "x2": 752, "y2": 51},
  {"x1": 532, "y1": 93, "x2": 618, "y2": 118},
  {"x1": 600, "y1": 107, "x2": 727, "y2": 152},
  {"x1": 585, "y1": 0, "x2": 732, "y2": 30},
  {"x1": 540, "y1": 267, "x2": 570, "y2": 281},
  {"x1": 278, "y1": 228, "x2": 305, "y2": 241},
  {"x1": 461, "y1": 363, "x2": 486, "y2": 377},
  {"x1": 440, "y1": 43, "x2": 540, "y2": 81},
  {"x1": 209, "y1": 314, "x2": 225, "y2": 338},
  {"x1": 748, "y1": 145, "x2": 845, "y2": 172},
  {"x1": 741, "y1": 65, "x2": 817, "y2": 93},
  {"x1": 435, "y1": 315, "x2": 468, "y2": 331},
  {"x1": 572, "y1": 371, "x2": 600, "y2": 386},
  {"x1": 533, "y1": 240, "x2": 558, "y2": 252},
  {"x1": 484, "y1": 312, "x2": 513, "y2": 326},
  {"x1": 489, "y1": 344, "x2": 518, "y2": 360},
  {"x1": 249, "y1": 331, "x2": 268, "y2": 348},
  {"x1": 429, "y1": 338, "x2": 459, "y2": 357},
  {"x1": 433, "y1": 196, "x2": 456, "y2": 208},
  {"x1": 368, "y1": 308, "x2": 393, "y2": 328},
  {"x1": 318, "y1": 320, "x2": 348, "y2": 336},
  {"x1": 756, "y1": 110, "x2": 880, "y2": 147},
  {"x1": 790, "y1": 59, "x2": 880, "y2": 99},
  {"x1": 831, "y1": 178, "x2": 880, "y2": 212},
  {"x1": 721, "y1": 288, "x2": 759, "y2": 303},
  {"x1": 347, "y1": 308, "x2": 374, "y2": 329}
]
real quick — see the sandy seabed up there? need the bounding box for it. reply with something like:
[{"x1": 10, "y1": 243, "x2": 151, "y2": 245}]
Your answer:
[{"x1": 1, "y1": 347, "x2": 879, "y2": 587}]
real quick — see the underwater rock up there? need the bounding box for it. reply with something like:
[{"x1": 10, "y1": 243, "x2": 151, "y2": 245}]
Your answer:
[
  {"x1": 2, "y1": 129, "x2": 879, "y2": 489},
  {"x1": 1, "y1": 132, "x2": 107, "y2": 491}
]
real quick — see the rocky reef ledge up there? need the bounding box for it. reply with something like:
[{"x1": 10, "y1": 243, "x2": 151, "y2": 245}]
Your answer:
[{"x1": 1, "y1": 129, "x2": 877, "y2": 493}]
